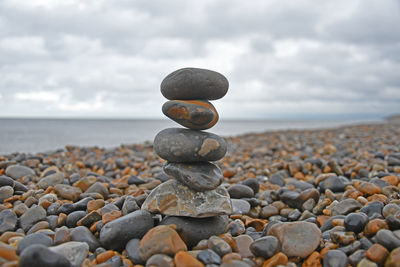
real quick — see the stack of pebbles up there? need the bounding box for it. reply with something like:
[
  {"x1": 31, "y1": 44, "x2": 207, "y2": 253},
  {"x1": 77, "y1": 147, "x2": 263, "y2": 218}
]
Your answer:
[{"x1": 142, "y1": 67, "x2": 232, "y2": 236}]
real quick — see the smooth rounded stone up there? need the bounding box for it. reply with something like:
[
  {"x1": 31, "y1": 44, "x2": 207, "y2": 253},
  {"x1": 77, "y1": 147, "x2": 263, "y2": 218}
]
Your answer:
[
  {"x1": 360, "y1": 237, "x2": 374, "y2": 250},
  {"x1": 231, "y1": 199, "x2": 251, "y2": 215},
  {"x1": 349, "y1": 250, "x2": 366, "y2": 266},
  {"x1": 162, "y1": 100, "x2": 219, "y2": 130},
  {"x1": 19, "y1": 244, "x2": 70, "y2": 267},
  {"x1": 260, "y1": 206, "x2": 279, "y2": 219},
  {"x1": 20, "y1": 205, "x2": 46, "y2": 232},
  {"x1": 141, "y1": 179, "x2": 232, "y2": 218},
  {"x1": 269, "y1": 173, "x2": 285, "y2": 186},
  {"x1": 85, "y1": 182, "x2": 109, "y2": 199},
  {"x1": 27, "y1": 220, "x2": 50, "y2": 235},
  {"x1": 344, "y1": 213, "x2": 369, "y2": 234},
  {"x1": 360, "y1": 201, "x2": 384, "y2": 218},
  {"x1": 385, "y1": 247, "x2": 400, "y2": 267},
  {"x1": 0, "y1": 175, "x2": 15, "y2": 187},
  {"x1": 228, "y1": 184, "x2": 254, "y2": 199},
  {"x1": 126, "y1": 238, "x2": 145, "y2": 265},
  {"x1": 208, "y1": 236, "x2": 232, "y2": 257},
  {"x1": 241, "y1": 179, "x2": 260, "y2": 194},
  {"x1": 160, "y1": 215, "x2": 229, "y2": 248},
  {"x1": 49, "y1": 241, "x2": 89, "y2": 267},
  {"x1": 70, "y1": 226, "x2": 100, "y2": 252},
  {"x1": 154, "y1": 128, "x2": 227, "y2": 162},
  {"x1": 66, "y1": 211, "x2": 87, "y2": 228},
  {"x1": 233, "y1": 235, "x2": 254, "y2": 258},
  {"x1": 197, "y1": 249, "x2": 222, "y2": 265},
  {"x1": 161, "y1": 67, "x2": 229, "y2": 100},
  {"x1": 139, "y1": 225, "x2": 187, "y2": 261},
  {"x1": 146, "y1": 254, "x2": 175, "y2": 267},
  {"x1": 73, "y1": 197, "x2": 94, "y2": 211},
  {"x1": 383, "y1": 204, "x2": 400, "y2": 218},
  {"x1": 357, "y1": 258, "x2": 377, "y2": 267},
  {"x1": 100, "y1": 210, "x2": 154, "y2": 251},
  {"x1": 376, "y1": 229, "x2": 400, "y2": 251},
  {"x1": 288, "y1": 209, "x2": 302, "y2": 221},
  {"x1": 128, "y1": 175, "x2": 146, "y2": 185},
  {"x1": 249, "y1": 236, "x2": 279, "y2": 259},
  {"x1": 57, "y1": 203, "x2": 75, "y2": 215},
  {"x1": 0, "y1": 185, "x2": 13, "y2": 202},
  {"x1": 331, "y1": 198, "x2": 363, "y2": 216},
  {"x1": 47, "y1": 215, "x2": 59, "y2": 230},
  {"x1": 54, "y1": 184, "x2": 82, "y2": 201},
  {"x1": 338, "y1": 241, "x2": 361, "y2": 255},
  {"x1": 267, "y1": 221, "x2": 321, "y2": 258},
  {"x1": 323, "y1": 249, "x2": 348, "y2": 267},
  {"x1": 38, "y1": 172, "x2": 65, "y2": 189},
  {"x1": 0, "y1": 209, "x2": 17, "y2": 233},
  {"x1": 17, "y1": 232, "x2": 53, "y2": 254},
  {"x1": 164, "y1": 162, "x2": 223, "y2": 191},
  {"x1": 5, "y1": 165, "x2": 35, "y2": 179},
  {"x1": 122, "y1": 196, "x2": 140, "y2": 215},
  {"x1": 318, "y1": 176, "x2": 347, "y2": 192}
]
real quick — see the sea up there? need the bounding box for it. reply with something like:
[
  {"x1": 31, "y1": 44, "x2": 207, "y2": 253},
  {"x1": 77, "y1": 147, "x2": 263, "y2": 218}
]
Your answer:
[{"x1": 0, "y1": 118, "x2": 382, "y2": 154}]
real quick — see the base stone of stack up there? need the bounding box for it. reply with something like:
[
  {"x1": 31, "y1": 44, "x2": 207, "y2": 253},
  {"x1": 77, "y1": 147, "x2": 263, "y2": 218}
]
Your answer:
[{"x1": 141, "y1": 179, "x2": 232, "y2": 218}]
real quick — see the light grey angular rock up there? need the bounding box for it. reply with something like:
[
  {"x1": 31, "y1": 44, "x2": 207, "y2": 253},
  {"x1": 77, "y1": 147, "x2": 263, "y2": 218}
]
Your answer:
[
  {"x1": 49, "y1": 241, "x2": 89, "y2": 267},
  {"x1": 142, "y1": 179, "x2": 232, "y2": 218}
]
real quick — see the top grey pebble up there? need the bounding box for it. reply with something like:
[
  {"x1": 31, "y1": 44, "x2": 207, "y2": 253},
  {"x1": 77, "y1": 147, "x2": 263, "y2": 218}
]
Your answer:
[{"x1": 161, "y1": 67, "x2": 229, "y2": 100}]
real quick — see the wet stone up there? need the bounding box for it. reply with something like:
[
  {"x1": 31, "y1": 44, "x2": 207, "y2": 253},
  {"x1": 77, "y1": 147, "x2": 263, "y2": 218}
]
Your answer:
[
  {"x1": 162, "y1": 100, "x2": 219, "y2": 130},
  {"x1": 249, "y1": 236, "x2": 279, "y2": 259},
  {"x1": 164, "y1": 162, "x2": 223, "y2": 191},
  {"x1": 141, "y1": 179, "x2": 232, "y2": 218},
  {"x1": 161, "y1": 67, "x2": 229, "y2": 100},
  {"x1": 154, "y1": 128, "x2": 227, "y2": 162}
]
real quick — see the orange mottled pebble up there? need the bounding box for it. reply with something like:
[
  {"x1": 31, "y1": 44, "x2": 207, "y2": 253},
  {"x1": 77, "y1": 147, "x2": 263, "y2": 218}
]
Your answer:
[
  {"x1": 222, "y1": 253, "x2": 242, "y2": 263},
  {"x1": 123, "y1": 258, "x2": 134, "y2": 267},
  {"x1": 381, "y1": 175, "x2": 399, "y2": 186},
  {"x1": 87, "y1": 199, "x2": 105, "y2": 212},
  {"x1": 320, "y1": 242, "x2": 339, "y2": 258},
  {"x1": 359, "y1": 182, "x2": 381, "y2": 196},
  {"x1": 367, "y1": 194, "x2": 387, "y2": 203},
  {"x1": 174, "y1": 251, "x2": 205, "y2": 267},
  {"x1": 102, "y1": 210, "x2": 122, "y2": 225},
  {"x1": 331, "y1": 219, "x2": 344, "y2": 227},
  {"x1": 364, "y1": 219, "x2": 389, "y2": 237},
  {"x1": 263, "y1": 252, "x2": 288, "y2": 267},
  {"x1": 0, "y1": 242, "x2": 18, "y2": 261},
  {"x1": 96, "y1": 250, "x2": 116, "y2": 264},
  {"x1": 316, "y1": 216, "x2": 330, "y2": 227},
  {"x1": 302, "y1": 251, "x2": 321, "y2": 267},
  {"x1": 0, "y1": 232, "x2": 25, "y2": 243},
  {"x1": 366, "y1": 244, "x2": 389, "y2": 265},
  {"x1": 57, "y1": 213, "x2": 67, "y2": 226}
]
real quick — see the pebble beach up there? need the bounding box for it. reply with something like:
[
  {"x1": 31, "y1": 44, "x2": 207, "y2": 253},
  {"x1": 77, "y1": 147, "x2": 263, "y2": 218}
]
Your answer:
[{"x1": 0, "y1": 121, "x2": 399, "y2": 267}]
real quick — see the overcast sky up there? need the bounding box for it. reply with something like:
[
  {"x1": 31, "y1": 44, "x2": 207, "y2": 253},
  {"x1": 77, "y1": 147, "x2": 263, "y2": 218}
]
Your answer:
[{"x1": 0, "y1": 0, "x2": 399, "y2": 120}]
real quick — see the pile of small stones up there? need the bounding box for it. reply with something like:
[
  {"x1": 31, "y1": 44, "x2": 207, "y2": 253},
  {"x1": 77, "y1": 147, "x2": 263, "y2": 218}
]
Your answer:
[
  {"x1": 142, "y1": 67, "x2": 232, "y2": 218},
  {"x1": 0, "y1": 111, "x2": 400, "y2": 265}
]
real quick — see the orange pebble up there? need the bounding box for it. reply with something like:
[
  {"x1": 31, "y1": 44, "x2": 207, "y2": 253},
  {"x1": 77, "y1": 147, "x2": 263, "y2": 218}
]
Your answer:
[
  {"x1": 96, "y1": 250, "x2": 116, "y2": 264},
  {"x1": 174, "y1": 251, "x2": 205, "y2": 267},
  {"x1": 366, "y1": 244, "x2": 389, "y2": 265},
  {"x1": 263, "y1": 252, "x2": 288, "y2": 267},
  {"x1": 381, "y1": 175, "x2": 399, "y2": 186},
  {"x1": 302, "y1": 251, "x2": 321, "y2": 267}
]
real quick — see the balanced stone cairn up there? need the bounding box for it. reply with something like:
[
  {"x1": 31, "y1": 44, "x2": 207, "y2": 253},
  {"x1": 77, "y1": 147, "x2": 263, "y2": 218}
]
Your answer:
[{"x1": 142, "y1": 68, "x2": 232, "y2": 218}]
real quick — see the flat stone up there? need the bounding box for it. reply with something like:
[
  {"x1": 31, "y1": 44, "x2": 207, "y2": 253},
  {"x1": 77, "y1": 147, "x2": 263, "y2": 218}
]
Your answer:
[
  {"x1": 160, "y1": 215, "x2": 229, "y2": 248},
  {"x1": 100, "y1": 210, "x2": 154, "y2": 251},
  {"x1": 139, "y1": 225, "x2": 187, "y2": 260},
  {"x1": 249, "y1": 236, "x2": 279, "y2": 259},
  {"x1": 85, "y1": 182, "x2": 109, "y2": 199},
  {"x1": 162, "y1": 100, "x2": 219, "y2": 130},
  {"x1": 20, "y1": 205, "x2": 47, "y2": 232},
  {"x1": 161, "y1": 67, "x2": 229, "y2": 100},
  {"x1": 0, "y1": 209, "x2": 17, "y2": 233},
  {"x1": 197, "y1": 249, "x2": 222, "y2": 265},
  {"x1": 122, "y1": 196, "x2": 140, "y2": 215},
  {"x1": 267, "y1": 221, "x2": 321, "y2": 258},
  {"x1": 49, "y1": 241, "x2": 89, "y2": 267},
  {"x1": 318, "y1": 176, "x2": 347, "y2": 192},
  {"x1": 175, "y1": 251, "x2": 205, "y2": 267},
  {"x1": 0, "y1": 185, "x2": 13, "y2": 202},
  {"x1": 208, "y1": 236, "x2": 232, "y2": 257},
  {"x1": 146, "y1": 254, "x2": 175, "y2": 267},
  {"x1": 142, "y1": 179, "x2": 232, "y2": 218},
  {"x1": 19, "y1": 244, "x2": 70, "y2": 267},
  {"x1": 231, "y1": 199, "x2": 251, "y2": 215},
  {"x1": 154, "y1": 128, "x2": 227, "y2": 162},
  {"x1": 38, "y1": 172, "x2": 65, "y2": 189},
  {"x1": 0, "y1": 175, "x2": 15, "y2": 187},
  {"x1": 344, "y1": 212, "x2": 369, "y2": 234},
  {"x1": 5, "y1": 165, "x2": 35, "y2": 179},
  {"x1": 163, "y1": 162, "x2": 223, "y2": 191},
  {"x1": 228, "y1": 184, "x2": 254, "y2": 199}
]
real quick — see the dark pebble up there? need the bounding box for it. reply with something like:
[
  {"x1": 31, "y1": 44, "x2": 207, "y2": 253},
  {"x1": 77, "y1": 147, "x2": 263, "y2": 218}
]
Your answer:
[
  {"x1": 17, "y1": 233, "x2": 53, "y2": 254},
  {"x1": 228, "y1": 184, "x2": 254, "y2": 199},
  {"x1": 376, "y1": 229, "x2": 400, "y2": 251},
  {"x1": 249, "y1": 236, "x2": 279, "y2": 259},
  {"x1": 344, "y1": 212, "x2": 369, "y2": 233},
  {"x1": 0, "y1": 209, "x2": 17, "y2": 233},
  {"x1": 70, "y1": 226, "x2": 100, "y2": 252},
  {"x1": 197, "y1": 249, "x2": 222, "y2": 265},
  {"x1": 19, "y1": 244, "x2": 70, "y2": 267},
  {"x1": 318, "y1": 176, "x2": 346, "y2": 193},
  {"x1": 359, "y1": 201, "x2": 384, "y2": 218},
  {"x1": 126, "y1": 238, "x2": 145, "y2": 265}
]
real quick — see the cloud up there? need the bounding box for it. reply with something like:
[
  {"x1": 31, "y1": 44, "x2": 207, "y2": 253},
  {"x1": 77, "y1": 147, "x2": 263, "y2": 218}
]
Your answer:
[{"x1": 0, "y1": 0, "x2": 399, "y2": 119}]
